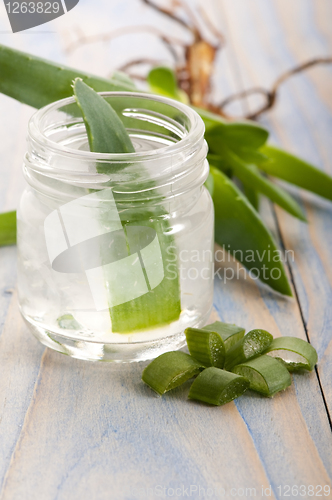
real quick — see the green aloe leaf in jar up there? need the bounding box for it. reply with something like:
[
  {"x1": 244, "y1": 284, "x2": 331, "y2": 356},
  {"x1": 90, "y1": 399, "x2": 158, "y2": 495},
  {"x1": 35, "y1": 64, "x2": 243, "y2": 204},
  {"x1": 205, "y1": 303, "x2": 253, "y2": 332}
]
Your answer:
[{"x1": 73, "y1": 79, "x2": 182, "y2": 332}]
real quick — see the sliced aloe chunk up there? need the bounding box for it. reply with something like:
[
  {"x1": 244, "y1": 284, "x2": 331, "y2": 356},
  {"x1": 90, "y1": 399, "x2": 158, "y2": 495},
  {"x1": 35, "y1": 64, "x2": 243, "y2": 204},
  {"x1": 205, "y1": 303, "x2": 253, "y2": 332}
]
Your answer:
[
  {"x1": 185, "y1": 327, "x2": 226, "y2": 368},
  {"x1": 232, "y1": 355, "x2": 292, "y2": 397},
  {"x1": 142, "y1": 351, "x2": 204, "y2": 396},
  {"x1": 188, "y1": 367, "x2": 249, "y2": 406},
  {"x1": 224, "y1": 329, "x2": 273, "y2": 370},
  {"x1": 57, "y1": 314, "x2": 82, "y2": 330},
  {"x1": 202, "y1": 321, "x2": 245, "y2": 351},
  {"x1": 263, "y1": 337, "x2": 318, "y2": 372}
]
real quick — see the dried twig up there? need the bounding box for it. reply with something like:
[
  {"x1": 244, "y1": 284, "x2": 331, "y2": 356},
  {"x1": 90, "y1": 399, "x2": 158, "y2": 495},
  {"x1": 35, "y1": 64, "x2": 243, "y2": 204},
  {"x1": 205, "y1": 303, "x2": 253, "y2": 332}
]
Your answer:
[
  {"x1": 219, "y1": 57, "x2": 332, "y2": 119},
  {"x1": 142, "y1": 0, "x2": 191, "y2": 30},
  {"x1": 117, "y1": 58, "x2": 167, "y2": 79},
  {"x1": 65, "y1": 25, "x2": 186, "y2": 56},
  {"x1": 197, "y1": 5, "x2": 225, "y2": 46},
  {"x1": 64, "y1": 1, "x2": 332, "y2": 120}
]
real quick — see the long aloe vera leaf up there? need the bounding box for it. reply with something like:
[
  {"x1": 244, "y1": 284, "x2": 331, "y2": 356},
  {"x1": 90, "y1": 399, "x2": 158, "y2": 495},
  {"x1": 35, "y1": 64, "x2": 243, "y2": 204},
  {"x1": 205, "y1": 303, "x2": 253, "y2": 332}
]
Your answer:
[
  {"x1": 111, "y1": 71, "x2": 137, "y2": 89},
  {"x1": 74, "y1": 79, "x2": 134, "y2": 154},
  {"x1": 73, "y1": 80, "x2": 181, "y2": 332},
  {"x1": 243, "y1": 184, "x2": 260, "y2": 211},
  {"x1": 218, "y1": 150, "x2": 307, "y2": 221},
  {"x1": 234, "y1": 148, "x2": 268, "y2": 165},
  {"x1": 260, "y1": 145, "x2": 332, "y2": 202},
  {"x1": 204, "y1": 118, "x2": 269, "y2": 149},
  {"x1": 206, "y1": 166, "x2": 292, "y2": 296},
  {"x1": 0, "y1": 211, "x2": 16, "y2": 246},
  {"x1": 0, "y1": 43, "x2": 263, "y2": 149},
  {"x1": 0, "y1": 44, "x2": 133, "y2": 109}
]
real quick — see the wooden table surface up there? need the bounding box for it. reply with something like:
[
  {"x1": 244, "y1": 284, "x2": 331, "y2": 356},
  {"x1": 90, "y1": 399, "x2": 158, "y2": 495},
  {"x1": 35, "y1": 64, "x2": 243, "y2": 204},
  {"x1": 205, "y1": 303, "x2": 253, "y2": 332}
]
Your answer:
[{"x1": 0, "y1": 1, "x2": 332, "y2": 499}]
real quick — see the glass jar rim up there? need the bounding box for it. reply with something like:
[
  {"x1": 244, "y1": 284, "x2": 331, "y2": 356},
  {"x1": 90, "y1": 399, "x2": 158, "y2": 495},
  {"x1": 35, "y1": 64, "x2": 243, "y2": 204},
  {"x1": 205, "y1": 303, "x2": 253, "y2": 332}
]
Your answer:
[{"x1": 28, "y1": 91, "x2": 205, "y2": 161}]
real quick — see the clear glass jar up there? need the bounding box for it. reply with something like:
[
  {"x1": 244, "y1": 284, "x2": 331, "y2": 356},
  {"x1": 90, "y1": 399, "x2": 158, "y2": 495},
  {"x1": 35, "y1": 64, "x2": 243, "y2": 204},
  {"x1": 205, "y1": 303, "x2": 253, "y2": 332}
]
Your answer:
[{"x1": 17, "y1": 92, "x2": 214, "y2": 362}]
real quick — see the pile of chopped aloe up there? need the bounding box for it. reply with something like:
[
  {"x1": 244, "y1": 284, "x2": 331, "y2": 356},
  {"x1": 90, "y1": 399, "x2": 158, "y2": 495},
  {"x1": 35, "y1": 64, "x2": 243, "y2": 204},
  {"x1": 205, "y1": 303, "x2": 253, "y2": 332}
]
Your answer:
[{"x1": 142, "y1": 321, "x2": 318, "y2": 405}]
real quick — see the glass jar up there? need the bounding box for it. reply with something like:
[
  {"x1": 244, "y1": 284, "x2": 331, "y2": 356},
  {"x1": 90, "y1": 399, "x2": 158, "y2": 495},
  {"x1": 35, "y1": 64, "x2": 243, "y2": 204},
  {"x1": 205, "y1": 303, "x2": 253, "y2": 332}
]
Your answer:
[{"x1": 17, "y1": 92, "x2": 214, "y2": 362}]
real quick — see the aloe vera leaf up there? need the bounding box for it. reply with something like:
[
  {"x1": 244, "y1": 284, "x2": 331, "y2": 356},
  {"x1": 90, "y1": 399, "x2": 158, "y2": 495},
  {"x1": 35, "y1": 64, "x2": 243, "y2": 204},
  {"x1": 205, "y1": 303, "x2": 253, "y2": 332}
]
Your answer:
[
  {"x1": 0, "y1": 44, "x2": 133, "y2": 109},
  {"x1": 207, "y1": 154, "x2": 233, "y2": 178},
  {"x1": 148, "y1": 66, "x2": 179, "y2": 97},
  {"x1": 202, "y1": 321, "x2": 245, "y2": 351},
  {"x1": 73, "y1": 78, "x2": 134, "y2": 154},
  {"x1": 111, "y1": 71, "x2": 137, "y2": 89},
  {"x1": 0, "y1": 211, "x2": 16, "y2": 246},
  {"x1": 147, "y1": 66, "x2": 188, "y2": 103},
  {"x1": 205, "y1": 120, "x2": 269, "y2": 150},
  {"x1": 193, "y1": 106, "x2": 269, "y2": 143},
  {"x1": 243, "y1": 184, "x2": 260, "y2": 211},
  {"x1": 73, "y1": 80, "x2": 181, "y2": 332},
  {"x1": 142, "y1": 351, "x2": 204, "y2": 395},
  {"x1": 260, "y1": 145, "x2": 332, "y2": 202},
  {"x1": 208, "y1": 154, "x2": 261, "y2": 209},
  {"x1": 263, "y1": 337, "x2": 318, "y2": 372},
  {"x1": 0, "y1": 43, "x2": 263, "y2": 149},
  {"x1": 188, "y1": 367, "x2": 249, "y2": 406},
  {"x1": 221, "y1": 150, "x2": 307, "y2": 221},
  {"x1": 206, "y1": 166, "x2": 292, "y2": 296},
  {"x1": 234, "y1": 148, "x2": 268, "y2": 164}
]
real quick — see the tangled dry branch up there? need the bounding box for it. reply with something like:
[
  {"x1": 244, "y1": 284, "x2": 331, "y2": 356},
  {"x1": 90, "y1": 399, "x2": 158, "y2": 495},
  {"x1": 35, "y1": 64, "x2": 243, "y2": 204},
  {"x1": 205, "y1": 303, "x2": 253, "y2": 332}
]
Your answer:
[{"x1": 64, "y1": 0, "x2": 332, "y2": 120}]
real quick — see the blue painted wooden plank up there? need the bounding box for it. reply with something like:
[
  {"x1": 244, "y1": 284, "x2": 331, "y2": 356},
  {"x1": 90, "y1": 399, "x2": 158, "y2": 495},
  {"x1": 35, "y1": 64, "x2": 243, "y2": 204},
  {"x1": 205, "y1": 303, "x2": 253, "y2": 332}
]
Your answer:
[
  {"x1": 0, "y1": 248, "x2": 16, "y2": 335},
  {"x1": 0, "y1": 344, "x2": 274, "y2": 500},
  {"x1": 0, "y1": 293, "x2": 45, "y2": 488}
]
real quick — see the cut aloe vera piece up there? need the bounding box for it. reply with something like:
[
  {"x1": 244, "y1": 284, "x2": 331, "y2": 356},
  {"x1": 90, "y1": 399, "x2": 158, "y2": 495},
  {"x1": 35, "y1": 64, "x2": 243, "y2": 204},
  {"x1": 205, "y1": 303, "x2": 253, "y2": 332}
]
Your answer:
[
  {"x1": 73, "y1": 80, "x2": 181, "y2": 333},
  {"x1": 142, "y1": 351, "x2": 204, "y2": 396},
  {"x1": 202, "y1": 321, "x2": 245, "y2": 351},
  {"x1": 57, "y1": 314, "x2": 82, "y2": 330},
  {"x1": 232, "y1": 355, "x2": 292, "y2": 397},
  {"x1": 224, "y1": 329, "x2": 273, "y2": 370},
  {"x1": 263, "y1": 337, "x2": 318, "y2": 372},
  {"x1": 188, "y1": 367, "x2": 249, "y2": 406},
  {"x1": 185, "y1": 327, "x2": 226, "y2": 368}
]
